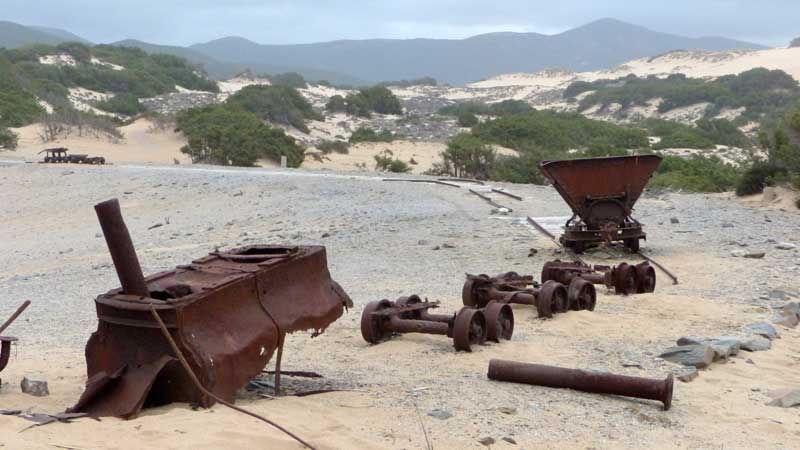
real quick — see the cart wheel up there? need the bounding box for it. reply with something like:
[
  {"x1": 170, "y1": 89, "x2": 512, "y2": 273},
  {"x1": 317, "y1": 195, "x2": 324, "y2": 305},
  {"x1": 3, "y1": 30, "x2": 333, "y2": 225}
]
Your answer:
[
  {"x1": 614, "y1": 263, "x2": 638, "y2": 295},
  {"x1": 452, "y1": 308, "x2": 486, "y2": 352},
  {"x1": 360, "y1": 300, "x2": 394, "y2": 344},
  {"x1": 624, "y1": 238, "x2": 640, "y2": 253},
  {"x1": 462, "y1": 278, "x2": 489, "y2": 308},
  {"x1": 495, "y1": 271, "x2": 520, "y2": 279},
  {"x1": 568, "y1": 278, "x2": 596, "y2": 311},
  {"x1": 483, "y1": 302, "x2": 514, "y2": 342},
  {"x1": 536, "y1": 281, "x2": 566, "y2": 318},
  {"x1": 635, "y1": 263, "x2": 657, "y2": 293},
  {"x1": 396, "y1": 295, "x2": 423, "y2": 319}
]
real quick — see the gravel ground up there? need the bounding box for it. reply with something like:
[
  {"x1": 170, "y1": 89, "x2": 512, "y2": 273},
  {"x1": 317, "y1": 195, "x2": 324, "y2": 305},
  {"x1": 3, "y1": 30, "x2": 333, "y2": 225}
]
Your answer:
[{"x1": 1, "y1": 160, "x2": 799, "y2": 449}]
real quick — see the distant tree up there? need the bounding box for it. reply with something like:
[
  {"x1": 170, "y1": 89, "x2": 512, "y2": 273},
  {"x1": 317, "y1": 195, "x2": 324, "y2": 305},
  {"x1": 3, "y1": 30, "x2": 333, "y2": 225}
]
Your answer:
[
  {"x1": 358, "y1": 86, "x2": 403, "y2": 115},
  {"x1": 226, "y1": 85, "x2": 321, "y2": 132},
  {"x1": 176, "y1": 106, "x2": 305, "y2": 167},
  {"x1": 439, "y1": 133, "x2": 496, "y2": 179},
  {"x1": 791, "y1": 37, "x2": 800, "y2": 48}
]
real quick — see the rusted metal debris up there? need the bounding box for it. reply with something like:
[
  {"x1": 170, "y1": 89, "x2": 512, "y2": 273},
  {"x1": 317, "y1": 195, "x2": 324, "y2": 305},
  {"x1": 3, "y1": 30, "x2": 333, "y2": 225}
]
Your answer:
[
  {"x1": 0, "y1": 300, "x2": 31, "y2": 380},
  {"x1": 487, "y1": 359, "x2": 674, "y2": 411},
  {"x1": 469, "y1": 189, "x2": 514, "y2": 212},
  {"x1": 462, "y1": 272, "x2": 596, "y2": 318},
  {"x1": 539, "y1": 155, "x2": 662, "y2": 253},
  {"x1": 361, "y1": 295, "x2": 513, "y2": 351},
  {"x1": 70, "y1": 198, "x2": 351, "y2": 419},
  {"x1": 541, "y1": 260, "x2": 656, "y2": 295}
]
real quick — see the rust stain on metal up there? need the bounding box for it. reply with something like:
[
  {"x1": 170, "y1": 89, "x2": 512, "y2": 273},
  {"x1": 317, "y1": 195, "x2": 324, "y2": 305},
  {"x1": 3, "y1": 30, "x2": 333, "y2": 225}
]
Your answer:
[
  {"x1": 462, "y1": 272, "x2": 595, "y2": 318},
  {"x1": 361, "y1": 296, "x2": 511, "y2": 351},
  {"x1": 539, "y1": 155, "x2": 662, "y2": 253},
  {"x1": 541, "y1": 260, "x2": 656, "y2": 295},
  {"x1": 0, "y1": 300, "x2": 30, "y2": 377},
  {"x1": 487, "y1": 359, "x2": 674, "y2": 410},
  {"x1": 70, "y1": 198, "x2": 351, "y2": 419}
]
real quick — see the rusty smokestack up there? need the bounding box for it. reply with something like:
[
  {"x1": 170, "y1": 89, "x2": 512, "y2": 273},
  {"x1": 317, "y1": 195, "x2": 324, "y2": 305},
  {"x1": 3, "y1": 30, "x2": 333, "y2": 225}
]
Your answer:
[
  {"x1": 94, "y1": 198, "x2": 149, "y2": 297},
  {"x1": 487, "y1": 359, "x2": 673, "y2": 410}
]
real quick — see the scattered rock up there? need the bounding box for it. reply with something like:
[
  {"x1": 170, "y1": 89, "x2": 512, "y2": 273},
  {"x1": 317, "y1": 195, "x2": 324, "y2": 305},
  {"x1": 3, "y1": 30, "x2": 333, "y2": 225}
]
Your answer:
[
  {"x1": 502, "y1": 437, "x2": 518, "y2": 445},
  {"x1": 478, "y1": 437, "x2": 496, "y2": 446},
  {"x1": 721, "y1": 223, "x2": 734, "y2": 228},
  {"x1": 767, "y1": 389, "x2": 800, "y2": 408},
  {"x1": 675, "y1": 367, "x2": 699, "y2": 383},
  {"x1": 442, "y1": 243, "x2": 456, "y2": 249},
  {"x1": 743, "y1": 251, "x2": 766, "y2": 259},
  {"x1": 744, "y1": 322, "x2": 779, "y2": 340},
  {"x1": 769, "y1": 290, "x2": 790, "y2": 301},
  {"x1": 432, "y1": 245, "x2": 441, "y2": 251},
  {"x1": 232, "y1": 191, "x2": 244, "y2": 197},
  {"x1": 775, "y1": 243, "x2": 797, "y2": 250},
  {"x1": 708, "y1": 338, "x2": 741, "y2": 360},
  {"x1": 321, "y1": 233, "x2": 331, "y2": 238},
  {"x1": 731, "y1": 250, "x2": 748, "y2": 258},
  {"x1": 427, "y1": 409, "x2": 453, "y2": 420},
  {"x1": 528, "y1": 248, "x2": 538, "y2": 257},
  {"x1": 491, "y1": 207, "x2": 511, "y2": 215},
  {"x1": 676, "y1": 336, "x2": 704, "y2": 346},
  {"x1": 147, "y1": 223, "x2": 164, "y2": 230},
  {"x1": 741, "y1": 336, "x2": 772, "y2": 352},
  {"x1": 61, "y1": 170, "x2": 74, "y2": 176},
  {"x1": 20, "y1": 377, "x2": 49, "y2": 397},
  {"x1": 495, "y1": 406, "x2": 516, "y2": 415},
  {"x1": 772, "y1": 310, "x2": 799, "y2": 328},
  {"x1": 659, "y1": 345, "x2": 714, "y2": 368},
  {"x1": 417, "y1": 240, "x2": 429, "y2": 245},
  {"x1": 670, "y1": 217, "x2": 680, "y2": 224}
]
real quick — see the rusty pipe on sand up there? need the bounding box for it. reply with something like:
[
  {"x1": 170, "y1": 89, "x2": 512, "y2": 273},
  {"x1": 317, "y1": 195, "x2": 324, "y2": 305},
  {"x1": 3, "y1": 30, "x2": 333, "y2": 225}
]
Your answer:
[
  {"x1": 487, "y1": 359, "x2": 673, "y2": 410},
  {"x1": 94, "y1": 198, "x2": 149, "y2": 297}
]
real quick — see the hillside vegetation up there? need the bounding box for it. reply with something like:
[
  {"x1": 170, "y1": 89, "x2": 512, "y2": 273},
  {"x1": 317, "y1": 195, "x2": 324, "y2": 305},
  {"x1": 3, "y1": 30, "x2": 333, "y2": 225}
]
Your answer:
[
  {"x1": 325, "y1": 86, "x2": 402, "y2": 117},
  {"x1": 0, "y1": 42, "x2": 217, "y2": 121},
  {"x1": 566, "y1": 69, "x2": 800, "y2": 124}
]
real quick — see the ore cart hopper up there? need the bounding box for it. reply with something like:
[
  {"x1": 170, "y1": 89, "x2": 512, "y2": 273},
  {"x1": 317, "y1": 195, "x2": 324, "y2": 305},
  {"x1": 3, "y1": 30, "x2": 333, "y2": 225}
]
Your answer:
[
  {"x1": 70, "y1": 199, "x2": 351, "y2": 419},
  {"x1": 539, "y1": 155, "x2": 662, "y2": 253}
]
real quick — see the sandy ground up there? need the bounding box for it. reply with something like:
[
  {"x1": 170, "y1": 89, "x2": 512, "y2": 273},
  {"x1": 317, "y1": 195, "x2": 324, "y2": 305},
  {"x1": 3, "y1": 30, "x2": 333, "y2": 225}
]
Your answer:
[{"x1": 0, "y1": 162, "x2": 799, "y2": 449}]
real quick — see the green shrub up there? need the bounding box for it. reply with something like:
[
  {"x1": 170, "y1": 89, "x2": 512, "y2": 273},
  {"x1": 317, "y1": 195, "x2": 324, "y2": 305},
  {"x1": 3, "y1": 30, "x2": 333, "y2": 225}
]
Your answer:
[
  {"x1": 176, "y1": 105, "x2": 304, "y2": 167},
  {"x1": 349, "y1": 127, "x2": 395, "y2": 143},
  {"x1": 0, "y1": 128, "x2": 18, "y2": 150},
  {"x1": 438, "y1": 100, "x2": 533, "y2": 117},
  {"x1": 648, "y1": 155, "x2": 741, "y2": 192},
  {"x1": 735, "y1": 162, "x2": 788, "y2": 196},
  {"x1": 226, "y1": 85, "x2": 321, "y2": 133},
  {"x1": 457, "y1": 111, "x2": 478, "y2": 127},
  {"x1": 327, "y1": 86, "x2": 403, "y2": 117},
  {"x1": 437, "y1": 133, "x2": 496, "y2": 179},
  {"x1": 268, "y1": 72, "x2": 308, "y2": 88},
  {"x1": 317, "y1": 140, "x2": 349, "y2": 154},
  {"x1": 473, "y1": 110, "x2": 648, "y2": 151},
  {"x1": 374, "y1": 151, "x2": 411, "y2": 172},
  {"x1": 95, "y1": 93, "x2": 145, "y2": 116}
]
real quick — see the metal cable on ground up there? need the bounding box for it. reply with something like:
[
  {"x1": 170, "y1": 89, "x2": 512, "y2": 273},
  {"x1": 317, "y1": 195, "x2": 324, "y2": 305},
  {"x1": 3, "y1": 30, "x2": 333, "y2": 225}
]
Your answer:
[
  {"x1": 637, "y1": 251, "x2": 679, "y2": 285},
  {"x1": 147, "y1": 305, "x2": 317, "y2": 450},
  {"x1": 0, "y1": 301, "x2": 31, "y2": 335}
]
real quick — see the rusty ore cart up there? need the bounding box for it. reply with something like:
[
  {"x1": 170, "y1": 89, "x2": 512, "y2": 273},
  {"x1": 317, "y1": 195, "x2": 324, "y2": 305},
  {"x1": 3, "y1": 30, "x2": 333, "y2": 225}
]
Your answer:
[
  {"x1": 39, "y1": 148, "x2": 106, "y2": 164},
  {"x1": 539, "y1": 155, "x2": 662, "y2": 253}
]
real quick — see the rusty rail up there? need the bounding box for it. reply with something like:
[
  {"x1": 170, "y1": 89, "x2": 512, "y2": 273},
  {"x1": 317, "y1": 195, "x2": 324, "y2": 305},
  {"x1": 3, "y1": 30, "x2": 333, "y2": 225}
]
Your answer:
[
  {"x1": 0, "y1": 300, "x2": 31, "y2": 336},
  {"x1": 490, "y1": 189, "x2": 523, "y2": 201},
  {"x1": 382, "y1": 178, "x2": 461, "y2": 188},
  {"x1": 487, "y1": 359, "x2": 673, "y2": 410},
  {"x1": 469, "y1": 189, "x2": 513, "y2": 212}
]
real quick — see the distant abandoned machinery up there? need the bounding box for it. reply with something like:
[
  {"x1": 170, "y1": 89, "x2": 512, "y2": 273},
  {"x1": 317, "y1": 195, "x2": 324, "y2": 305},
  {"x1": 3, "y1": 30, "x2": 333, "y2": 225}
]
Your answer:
[
  {"x1": 0, "y1": 300, "x2": 31, "y2": 385},
  {"x1": 361, "y1": 296, "x2": 514, "y2": 351},
  {"x1": 462, "y1": 272, "x2": 596, "y2": 318},
  {"x1": 70, "y1": 198, "x2": 351, "y2": 419},
  {"x1": 487, "y1": 359, "x2": 674, "y2": 411},
  {"x1": 39, "y1": 148, "x2": 106, "y2": 165},
  {"x1": 541, "y1": 260, "x2": 656, "y2": 295},
  {"x1": 539, "y1": 155, "x2": 662, "y2": 253}
]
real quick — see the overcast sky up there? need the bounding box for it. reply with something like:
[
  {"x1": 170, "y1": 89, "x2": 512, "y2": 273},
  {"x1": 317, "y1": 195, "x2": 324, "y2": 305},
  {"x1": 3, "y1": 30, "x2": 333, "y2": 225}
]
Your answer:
[{"x1": 4, "y1": 1, "x2": 798, "y2": 47}]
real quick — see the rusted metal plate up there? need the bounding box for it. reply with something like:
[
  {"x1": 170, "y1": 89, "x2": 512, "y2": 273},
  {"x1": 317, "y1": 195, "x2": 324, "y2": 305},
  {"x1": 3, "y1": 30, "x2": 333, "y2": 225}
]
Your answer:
[
  {"x1": 71, "y1": 199, "x2": 351, "y2": 419},
  {"x1": 539, "y1": 155, "x2": 662, "y2": 222}
]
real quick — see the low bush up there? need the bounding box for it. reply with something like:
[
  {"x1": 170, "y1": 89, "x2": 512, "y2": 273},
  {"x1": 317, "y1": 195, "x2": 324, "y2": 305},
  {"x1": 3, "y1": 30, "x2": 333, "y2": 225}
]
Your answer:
[
  {"x1": 0, "y1": 127, "x2": 18, "y2": 150},
  {"x1": 317, "y1": 140, "x2": 349, "y2": 154},
  {"x1": 326, "y1": 86, "x2": 403, "y2": 117},
  {"x1": 374, "y1": 150, "x2": 411, "y2": 173},
  {"x1": 349, "y1": 127, "x2": 395, "y2": 143},
  {"x1": 95, "y1": 93, "x2": 146, "y2": 116},
  {"x1": 650, "y1": 155, "x2": 741, "y2": 192},
  {"x1": 735, "y1": 162, "x2": 788, "y2": 196},
  {"x1": 226, "y1": 85, "x2": 321, "y2": 133},
  {"x1": 436, "y1": 133, "x2": 495, "y2": 179},
  {"x1": 457, "y1": 111, "x2": 478, "y2": 127}
]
